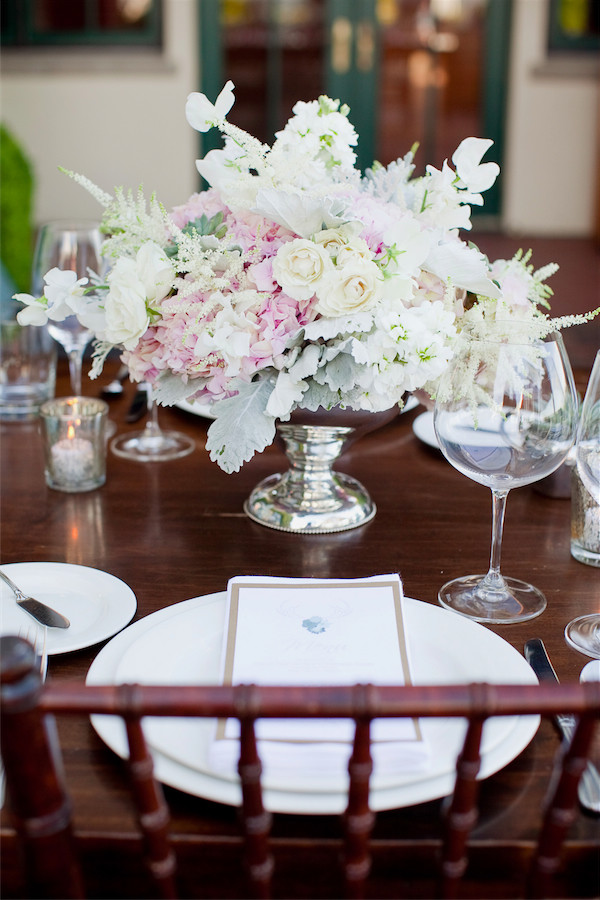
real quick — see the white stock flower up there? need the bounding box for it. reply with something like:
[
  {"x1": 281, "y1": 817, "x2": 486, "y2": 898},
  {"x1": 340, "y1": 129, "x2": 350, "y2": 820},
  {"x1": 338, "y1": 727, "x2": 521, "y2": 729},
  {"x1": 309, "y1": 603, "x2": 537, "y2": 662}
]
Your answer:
[
  {"x1": 274, "y1": 97, "x2": 358, "y2": 174},
  {"x1": 314, "y1": 260, "x2": 383, "y2": 317},
  {"x1": 186, "y1": 81, "x2": 235, "y2": 133},
  {"x1": 351, "y1": 300, "x2": 456, "y2": 395},
  {"x1": 272, "y1": 239, "x2": 332, "y2": 300}
]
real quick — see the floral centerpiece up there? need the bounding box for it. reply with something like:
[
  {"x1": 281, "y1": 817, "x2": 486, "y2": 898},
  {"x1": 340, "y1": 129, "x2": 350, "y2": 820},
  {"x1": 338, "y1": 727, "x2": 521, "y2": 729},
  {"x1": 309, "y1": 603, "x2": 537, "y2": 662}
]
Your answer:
[{"x1": 16, "y1": 82, "x2": 596, "y2": 475}]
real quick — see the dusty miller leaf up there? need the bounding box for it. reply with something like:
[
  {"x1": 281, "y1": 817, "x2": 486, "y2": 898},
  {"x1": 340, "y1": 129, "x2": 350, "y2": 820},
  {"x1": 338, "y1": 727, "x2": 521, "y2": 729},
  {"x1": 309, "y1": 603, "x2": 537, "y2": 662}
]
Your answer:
[
  {"x1": 316, "y1": 351, "x2": 357, "y2": 393},
  {"x1": 299, "y1": 382, "x2": 343, "y2": 411},
  {"x1": 206, "y1": 378, "x2": 276, "y2": 473},
  {"x1": 153, "y1": 372, "x2": 205, "y2": 406}
]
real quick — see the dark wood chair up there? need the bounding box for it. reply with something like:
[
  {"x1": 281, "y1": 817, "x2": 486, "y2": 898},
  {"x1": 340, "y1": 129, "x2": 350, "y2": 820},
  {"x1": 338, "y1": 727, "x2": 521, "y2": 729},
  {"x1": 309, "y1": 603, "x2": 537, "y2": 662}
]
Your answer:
[{"x1": 1, "y1": 635, "x2": 599, "y2": 900}]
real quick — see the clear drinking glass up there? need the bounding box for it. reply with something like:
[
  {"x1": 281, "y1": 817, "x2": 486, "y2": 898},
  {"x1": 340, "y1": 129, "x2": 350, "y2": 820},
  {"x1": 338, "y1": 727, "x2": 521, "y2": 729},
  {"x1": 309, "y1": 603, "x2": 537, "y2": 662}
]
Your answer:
[
  {"x1": 565, "y1": 349, "x2": 600, "y2": 657},
  {"x1": 32, "y1": 221, "x2": 102, "y2": 396},
  {"x1": 434, "y1": 329, "x2": 578, "y2": 624}
]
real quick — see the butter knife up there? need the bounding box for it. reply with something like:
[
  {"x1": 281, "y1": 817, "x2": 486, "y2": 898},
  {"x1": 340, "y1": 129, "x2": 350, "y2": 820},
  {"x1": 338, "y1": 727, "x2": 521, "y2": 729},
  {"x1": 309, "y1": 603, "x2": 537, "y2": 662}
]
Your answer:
[
  {"x1": 524, "y1": 638, "x2": 600, "y2": 814},
  {"x1": 0, "y1": 569, "x2": 70, "y2": 629}
]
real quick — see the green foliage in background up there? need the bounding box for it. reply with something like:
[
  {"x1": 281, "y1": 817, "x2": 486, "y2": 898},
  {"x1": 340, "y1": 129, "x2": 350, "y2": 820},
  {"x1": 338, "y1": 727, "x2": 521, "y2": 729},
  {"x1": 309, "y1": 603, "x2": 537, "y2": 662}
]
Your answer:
[{"x1": 0, "y1": 124, "x2": 34, "y2": 292}]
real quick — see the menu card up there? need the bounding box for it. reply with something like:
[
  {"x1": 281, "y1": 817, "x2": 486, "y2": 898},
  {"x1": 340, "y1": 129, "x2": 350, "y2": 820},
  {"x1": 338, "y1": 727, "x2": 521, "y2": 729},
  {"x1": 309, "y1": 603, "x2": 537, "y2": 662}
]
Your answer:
[{"x1": 210, "y1": 575, "x2": 429, "y2": 778}]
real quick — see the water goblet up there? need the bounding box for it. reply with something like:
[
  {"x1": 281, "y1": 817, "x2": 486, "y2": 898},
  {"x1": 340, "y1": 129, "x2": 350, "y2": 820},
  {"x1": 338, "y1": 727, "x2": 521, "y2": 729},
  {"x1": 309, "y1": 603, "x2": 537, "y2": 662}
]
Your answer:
[
  {"x1": 433, "y1": 328, "x2": 578, "y2": 624},
  {"x1": 565, "y1": 348, "x2": 600, "y2": 657},
  {"x1": 110, "y1": 386, "x2": 195, "y2": 462},
  {"x1": 32, "y1": 221, "x2": 102, "y2": 396}
]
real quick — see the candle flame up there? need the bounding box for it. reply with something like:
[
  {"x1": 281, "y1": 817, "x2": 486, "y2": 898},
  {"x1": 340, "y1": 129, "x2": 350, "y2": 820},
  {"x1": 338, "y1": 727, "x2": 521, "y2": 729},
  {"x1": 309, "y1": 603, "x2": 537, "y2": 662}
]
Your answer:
[{"x1": 67, "y1": 424, "x2": 76, "y2": 441}]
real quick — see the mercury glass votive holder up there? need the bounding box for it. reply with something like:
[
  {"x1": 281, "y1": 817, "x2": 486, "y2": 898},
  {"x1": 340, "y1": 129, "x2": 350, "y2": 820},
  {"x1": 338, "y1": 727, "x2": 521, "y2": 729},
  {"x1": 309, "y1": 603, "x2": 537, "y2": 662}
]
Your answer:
[
  {"x1": 40, "y1": 396, "x2": 108, "y2": 492},
  {"x1": 571, "y1": 465, "x2": 600, "y2": 567}
]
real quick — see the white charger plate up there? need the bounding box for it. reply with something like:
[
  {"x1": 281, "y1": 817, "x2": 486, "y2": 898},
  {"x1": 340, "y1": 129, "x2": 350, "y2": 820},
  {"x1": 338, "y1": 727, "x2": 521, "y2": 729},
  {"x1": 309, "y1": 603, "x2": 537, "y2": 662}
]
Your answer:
[
  {"x1": 175, "y1": 396, "x2": 420, "y2": 421},
  {"x1": 0, "y1": 562, "x2": 137, "y2": 654},
  {"x1": 87, "y1": 593, "x2": 539, "y2": 813}
]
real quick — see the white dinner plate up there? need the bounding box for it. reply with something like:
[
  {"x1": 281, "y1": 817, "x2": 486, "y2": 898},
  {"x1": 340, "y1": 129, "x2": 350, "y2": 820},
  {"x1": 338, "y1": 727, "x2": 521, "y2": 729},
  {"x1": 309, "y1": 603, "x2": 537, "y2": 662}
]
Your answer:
[
  {"x1": 87, "y1": 593, "x2": 539, "y2": 813},
  {"x1": 0, "y1": 562, "x2": 137, "y2": 655},
  {"x1": 400, "y1": 395, "x2": 419, "y2": 414},
  {"x1": 175, "y1": 395, "x2": 420, "y2": 421},
  {"x1": 412, "y1": 411, "x2": 439, "y2": 449}
]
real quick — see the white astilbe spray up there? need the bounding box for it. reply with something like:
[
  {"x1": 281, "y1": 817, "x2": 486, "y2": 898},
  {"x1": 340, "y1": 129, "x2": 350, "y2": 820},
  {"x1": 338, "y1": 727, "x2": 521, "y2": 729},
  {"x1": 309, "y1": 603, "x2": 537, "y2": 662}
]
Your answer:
[
  {"x1": 101, "y1": 188, "x2": 172, "y2": 260},
  {"x1": 58, "y1": 167, "x2": 113, "y2": 208}
]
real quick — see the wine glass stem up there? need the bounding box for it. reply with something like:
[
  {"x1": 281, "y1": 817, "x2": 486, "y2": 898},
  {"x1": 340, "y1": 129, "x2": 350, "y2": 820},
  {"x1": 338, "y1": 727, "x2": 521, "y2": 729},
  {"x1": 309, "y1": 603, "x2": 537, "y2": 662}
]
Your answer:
[
  {"x1": 143, "y1": 393, "x2": 162, "y2": 437},
  {"x1": 67, "y1": 349, "x2": 83, "y2": 396},
  {"x1": 484, "y1": 488, "x2": 510, "y2": 590}
]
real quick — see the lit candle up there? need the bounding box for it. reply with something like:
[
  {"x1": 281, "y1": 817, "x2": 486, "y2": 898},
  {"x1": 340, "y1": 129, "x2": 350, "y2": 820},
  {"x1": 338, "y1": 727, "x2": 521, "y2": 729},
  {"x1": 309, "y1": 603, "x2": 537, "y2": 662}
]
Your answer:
[{"x1": 50, "y1": 421, "x2": 95, "y2": 486}]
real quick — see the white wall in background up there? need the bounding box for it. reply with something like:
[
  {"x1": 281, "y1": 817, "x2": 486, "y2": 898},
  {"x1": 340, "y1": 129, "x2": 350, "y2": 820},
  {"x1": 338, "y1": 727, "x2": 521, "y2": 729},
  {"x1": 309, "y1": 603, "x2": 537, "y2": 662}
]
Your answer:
[
  {"x1": 503, "y1": 0, "x2": 598, "y2": 236},
  {"x1": 0, "y1": 0, "x2": 200, "y2": 226},
  {"x1": 1, "y1": 0, "x2": 598, "y2": 236}
]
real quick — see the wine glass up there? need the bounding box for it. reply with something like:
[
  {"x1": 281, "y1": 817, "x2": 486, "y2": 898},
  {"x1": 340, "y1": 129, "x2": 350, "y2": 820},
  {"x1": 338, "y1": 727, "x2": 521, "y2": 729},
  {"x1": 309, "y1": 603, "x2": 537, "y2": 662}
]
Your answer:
[
  {"x1": 433, "y1": 328, "x2": 578, "y2": 624},
  {"x1": 32, "y1": 221, "x2": 102, "y2": 396},
  {"x1": 565, "y1": 349, "x2": 600, "y2": 657},
  {"x1": 110, "y1": 385, "x2": 195, "y2": 462}
]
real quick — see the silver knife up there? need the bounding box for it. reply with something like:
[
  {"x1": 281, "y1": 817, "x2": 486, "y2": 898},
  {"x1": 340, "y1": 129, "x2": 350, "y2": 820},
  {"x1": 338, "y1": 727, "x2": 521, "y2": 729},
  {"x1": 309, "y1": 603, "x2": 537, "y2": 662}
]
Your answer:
[
  {"x1": 524, "y1": 638, "x2": 600, "y2": 814},
  {"x1": 0, "y1": 569, "x2": 70, "y2": 629}
]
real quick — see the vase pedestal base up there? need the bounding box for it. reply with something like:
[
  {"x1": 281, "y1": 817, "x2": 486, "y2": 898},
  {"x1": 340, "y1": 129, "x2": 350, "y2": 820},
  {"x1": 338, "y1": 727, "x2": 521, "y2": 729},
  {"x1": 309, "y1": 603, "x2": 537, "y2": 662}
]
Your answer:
[
  {"x1": 243, "y1": 421, "x2": 377, "y2": 534},
  {"x1": 244, "y1": 470, "x2": 376, "y2": 534}
]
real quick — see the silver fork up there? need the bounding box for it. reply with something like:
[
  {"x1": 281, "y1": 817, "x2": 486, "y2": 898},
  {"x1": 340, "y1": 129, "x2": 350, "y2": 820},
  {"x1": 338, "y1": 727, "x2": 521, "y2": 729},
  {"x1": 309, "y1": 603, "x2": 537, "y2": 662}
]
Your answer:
[{"x1": 0, "y1": 625, "x2": 48, "y2": 807}]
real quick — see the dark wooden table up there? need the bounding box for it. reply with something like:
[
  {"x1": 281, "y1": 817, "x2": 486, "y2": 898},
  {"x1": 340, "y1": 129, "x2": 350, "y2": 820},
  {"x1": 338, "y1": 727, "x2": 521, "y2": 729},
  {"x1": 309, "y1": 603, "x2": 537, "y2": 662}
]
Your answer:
[{"x1": 1, "y1": 356, "x2": 599, "y2": 899}]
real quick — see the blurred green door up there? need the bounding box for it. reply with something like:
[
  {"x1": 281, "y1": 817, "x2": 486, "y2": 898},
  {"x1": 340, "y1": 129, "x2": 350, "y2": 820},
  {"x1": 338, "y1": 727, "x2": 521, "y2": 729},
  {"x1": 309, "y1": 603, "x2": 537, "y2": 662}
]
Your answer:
[{"x1": 199, "y1": 0, "x2": 510, "y2": 215}]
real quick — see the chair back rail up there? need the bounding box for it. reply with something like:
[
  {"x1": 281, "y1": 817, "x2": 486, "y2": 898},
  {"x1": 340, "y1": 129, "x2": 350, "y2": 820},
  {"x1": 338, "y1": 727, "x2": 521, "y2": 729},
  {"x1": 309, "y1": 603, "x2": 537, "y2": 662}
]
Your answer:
[{"x1": 1, "y1": 635, "x2": 599, "y2": 900}]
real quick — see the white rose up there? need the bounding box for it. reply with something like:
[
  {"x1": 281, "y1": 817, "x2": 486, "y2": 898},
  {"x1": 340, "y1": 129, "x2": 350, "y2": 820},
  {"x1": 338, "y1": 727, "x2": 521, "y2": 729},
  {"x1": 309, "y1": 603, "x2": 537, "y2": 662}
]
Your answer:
[
  {"x1": 104, "y1": 258, "x2": 150, "y2": 350},
  {"x1": 314, "y1": 261, "x2": 383, "y2": 317},
  {"x1": 313, "y1": 223, "x2": 364, "y2": 259},
  {"x1": 136, "y1": 242, "x2": 174, "y2": 304},
  {"x1": 272, "y1": 239, "x2": 332, "y2": 301},
  {"x1": 335, "y1": 238, "x2": 373, "y2": 269},
  {"x1": 313, "y1": 229, "x2": 347, "y2": 258}
]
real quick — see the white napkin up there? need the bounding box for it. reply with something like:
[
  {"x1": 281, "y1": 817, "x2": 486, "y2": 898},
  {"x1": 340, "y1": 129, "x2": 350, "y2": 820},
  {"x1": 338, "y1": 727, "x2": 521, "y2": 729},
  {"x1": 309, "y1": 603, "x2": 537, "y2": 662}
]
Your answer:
[{"x1": 209, "y1": 575, "x2": 430, "y2": 781}]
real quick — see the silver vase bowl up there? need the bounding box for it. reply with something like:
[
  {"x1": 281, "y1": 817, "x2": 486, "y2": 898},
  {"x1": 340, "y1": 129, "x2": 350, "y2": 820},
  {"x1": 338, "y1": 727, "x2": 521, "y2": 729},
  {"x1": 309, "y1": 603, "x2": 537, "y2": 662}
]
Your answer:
[{"x1": 243, "y1": 408, "x2": 398, "y2": 534}]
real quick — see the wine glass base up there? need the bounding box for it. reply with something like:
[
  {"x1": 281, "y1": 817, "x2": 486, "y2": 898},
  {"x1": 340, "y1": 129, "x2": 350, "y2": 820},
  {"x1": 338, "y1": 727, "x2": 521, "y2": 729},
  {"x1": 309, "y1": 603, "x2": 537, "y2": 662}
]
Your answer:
[
  {"x1": 564, "y1": 615, "x2": 600, "y2": 659},
  {"x1": 438, "y1": 574, "x2": 547, "y2": 624},
  {"x1": 110, "y1": 429, "x2": 195, "y2": 462}
]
